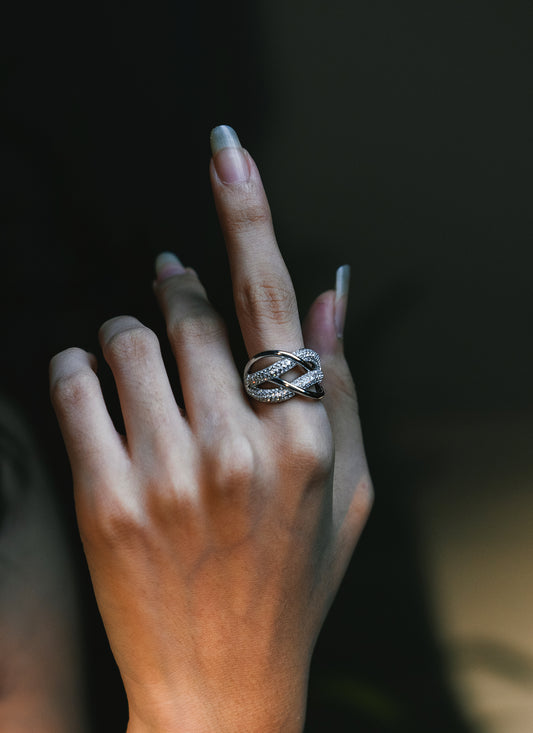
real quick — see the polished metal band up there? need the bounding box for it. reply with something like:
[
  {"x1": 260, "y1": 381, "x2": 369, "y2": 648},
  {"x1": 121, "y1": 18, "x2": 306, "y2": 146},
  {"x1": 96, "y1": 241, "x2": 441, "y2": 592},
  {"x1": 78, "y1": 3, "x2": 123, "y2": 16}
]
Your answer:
[{"x1": 243, "y1": 349, "x2": 325, "y2": 403}]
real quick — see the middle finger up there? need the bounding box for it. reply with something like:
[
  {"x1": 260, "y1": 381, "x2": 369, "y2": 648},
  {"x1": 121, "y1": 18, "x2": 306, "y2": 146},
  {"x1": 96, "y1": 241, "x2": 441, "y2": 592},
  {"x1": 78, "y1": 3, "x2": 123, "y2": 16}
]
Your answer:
[{"x1": 209, "y1": 125, "x2": 303, "y2": 358}]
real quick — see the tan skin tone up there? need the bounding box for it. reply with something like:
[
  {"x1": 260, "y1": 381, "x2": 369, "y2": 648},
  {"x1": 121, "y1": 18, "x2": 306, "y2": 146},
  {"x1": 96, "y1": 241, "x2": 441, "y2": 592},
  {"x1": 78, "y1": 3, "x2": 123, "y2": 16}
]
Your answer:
[{"x1": 49, "y1": 132, "x2": 372, "y2": 732}]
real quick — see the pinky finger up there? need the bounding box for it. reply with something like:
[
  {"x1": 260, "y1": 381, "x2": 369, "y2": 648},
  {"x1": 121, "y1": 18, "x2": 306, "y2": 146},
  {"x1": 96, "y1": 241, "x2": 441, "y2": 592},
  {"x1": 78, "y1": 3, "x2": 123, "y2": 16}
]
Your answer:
[{"x1": 49, "y1": 347, "x2": 127, "y2": 482}]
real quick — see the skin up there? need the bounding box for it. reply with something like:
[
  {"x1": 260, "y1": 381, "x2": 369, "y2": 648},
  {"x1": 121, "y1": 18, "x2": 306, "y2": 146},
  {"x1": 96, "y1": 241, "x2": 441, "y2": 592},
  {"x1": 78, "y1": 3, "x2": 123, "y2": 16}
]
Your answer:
[{"x1": 49, "y1": 137, "x2": 373, "y2": 732}]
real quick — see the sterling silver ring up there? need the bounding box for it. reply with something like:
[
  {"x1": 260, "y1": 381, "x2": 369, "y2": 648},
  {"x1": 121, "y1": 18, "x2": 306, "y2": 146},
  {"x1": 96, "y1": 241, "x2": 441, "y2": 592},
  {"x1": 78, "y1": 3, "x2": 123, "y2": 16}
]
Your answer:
[{"x1": 243, "y1": 349, "x2": 325, "y2": 403}]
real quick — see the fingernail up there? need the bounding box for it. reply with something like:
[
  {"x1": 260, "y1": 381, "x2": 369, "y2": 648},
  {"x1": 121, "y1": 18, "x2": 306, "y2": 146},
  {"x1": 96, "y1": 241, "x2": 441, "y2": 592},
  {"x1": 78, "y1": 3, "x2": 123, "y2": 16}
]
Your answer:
[
  {"x1": 210, "y1": 125, "x2": 249, "y2": 184},
  {"x1": 334, "y1": 265, "x2": 351, "y2": 339},
  {"x1": 155, "y1": 252, "x2": 186, "y2": 282}
]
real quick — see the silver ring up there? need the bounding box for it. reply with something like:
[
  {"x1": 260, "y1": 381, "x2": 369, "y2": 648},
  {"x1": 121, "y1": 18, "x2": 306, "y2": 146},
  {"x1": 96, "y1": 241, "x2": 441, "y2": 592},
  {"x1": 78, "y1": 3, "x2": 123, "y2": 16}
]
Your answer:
[{"x1": 243, "y1": 349, "x2": 325, "y2": 403}]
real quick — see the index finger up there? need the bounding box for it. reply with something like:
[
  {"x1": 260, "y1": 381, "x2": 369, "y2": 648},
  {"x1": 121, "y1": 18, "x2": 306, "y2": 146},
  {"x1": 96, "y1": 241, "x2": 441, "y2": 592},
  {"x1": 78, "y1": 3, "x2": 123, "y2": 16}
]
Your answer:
[{"x1": 209, "y1": 125, "x2": 303, "y2": 358}]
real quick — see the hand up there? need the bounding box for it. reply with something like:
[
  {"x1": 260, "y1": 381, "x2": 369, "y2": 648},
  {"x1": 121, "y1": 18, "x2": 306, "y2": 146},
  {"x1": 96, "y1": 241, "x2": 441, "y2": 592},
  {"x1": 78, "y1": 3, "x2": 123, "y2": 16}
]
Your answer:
[{"x1": 49, "y1": 126, "x2": 372, "y2": 733}]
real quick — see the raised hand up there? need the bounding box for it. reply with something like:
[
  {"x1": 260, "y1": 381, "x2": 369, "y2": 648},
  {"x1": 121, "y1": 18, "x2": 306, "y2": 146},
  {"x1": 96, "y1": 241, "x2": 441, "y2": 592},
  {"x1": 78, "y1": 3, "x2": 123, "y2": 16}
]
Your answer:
[{"x1": 49, "y1": 126, "x2": 372, "y2": 733}]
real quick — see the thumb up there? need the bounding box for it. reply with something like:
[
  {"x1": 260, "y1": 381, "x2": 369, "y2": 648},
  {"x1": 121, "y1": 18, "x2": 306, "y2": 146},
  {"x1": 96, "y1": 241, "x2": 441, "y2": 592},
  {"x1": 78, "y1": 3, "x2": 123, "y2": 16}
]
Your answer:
[
  {"x1": 302, "y1": 265, "x2": 357, "y2": 412},
  {"x1": 303, "y1": 266, "x2": 373, "y2": 565}
]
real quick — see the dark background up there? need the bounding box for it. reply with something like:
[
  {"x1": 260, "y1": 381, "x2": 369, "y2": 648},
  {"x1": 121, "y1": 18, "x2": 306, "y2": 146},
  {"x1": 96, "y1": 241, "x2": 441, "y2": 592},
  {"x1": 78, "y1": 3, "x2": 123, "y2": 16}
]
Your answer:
[{"x1": 1, "y1": 1, "x2": 531, "y2": 730}]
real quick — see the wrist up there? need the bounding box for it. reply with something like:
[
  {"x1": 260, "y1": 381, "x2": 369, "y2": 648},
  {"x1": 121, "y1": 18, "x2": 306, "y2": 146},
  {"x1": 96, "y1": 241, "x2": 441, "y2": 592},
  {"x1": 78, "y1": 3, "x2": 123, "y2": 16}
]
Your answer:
[{"x1": 125, "y1": 670, "x2": 308, "y2": 733}]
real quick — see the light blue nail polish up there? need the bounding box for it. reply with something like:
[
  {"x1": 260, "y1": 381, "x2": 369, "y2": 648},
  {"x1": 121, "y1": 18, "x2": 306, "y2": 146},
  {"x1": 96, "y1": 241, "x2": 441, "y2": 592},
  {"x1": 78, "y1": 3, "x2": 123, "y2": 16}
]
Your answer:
[
  {"x1": 154, "y1": 251, "x2": 186, "y2": 281},
  {"x1": 209, "y1": 125, "x2": 249, "y2": 183},
  {"x1": 334, "y1": 265, "x2": 351, "y2": 339},
  {"x1": 210, "y1": 125, "x2": 242, "y2": 155}
]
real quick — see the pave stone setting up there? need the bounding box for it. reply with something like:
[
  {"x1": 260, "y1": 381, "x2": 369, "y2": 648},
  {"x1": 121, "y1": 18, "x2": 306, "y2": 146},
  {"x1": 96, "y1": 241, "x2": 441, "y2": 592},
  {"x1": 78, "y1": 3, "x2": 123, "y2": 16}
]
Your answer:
[{"x1": 243, "y1": 349, "x2": 324, "y2": 403}]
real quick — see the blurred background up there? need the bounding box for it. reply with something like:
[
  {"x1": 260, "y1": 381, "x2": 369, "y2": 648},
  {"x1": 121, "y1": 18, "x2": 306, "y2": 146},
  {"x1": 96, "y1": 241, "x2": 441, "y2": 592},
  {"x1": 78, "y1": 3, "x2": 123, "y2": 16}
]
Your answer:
[{"x1": 1, "y1": 0, "x2": 532, "y2": 730}]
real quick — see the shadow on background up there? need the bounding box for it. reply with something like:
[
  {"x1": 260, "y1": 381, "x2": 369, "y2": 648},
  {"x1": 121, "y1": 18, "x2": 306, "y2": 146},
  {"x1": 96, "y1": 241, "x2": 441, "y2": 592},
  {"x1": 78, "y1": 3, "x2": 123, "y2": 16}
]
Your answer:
[{"x1": 2, "y1": 1, "x2": 532, "y2": 730}]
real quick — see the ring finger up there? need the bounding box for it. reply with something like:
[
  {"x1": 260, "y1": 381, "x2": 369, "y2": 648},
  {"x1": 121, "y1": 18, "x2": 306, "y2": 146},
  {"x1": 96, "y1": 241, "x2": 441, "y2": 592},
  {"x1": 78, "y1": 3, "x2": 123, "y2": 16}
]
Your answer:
[{"x1": 154, "y1": 255, "x2": 246, "y2": 430}]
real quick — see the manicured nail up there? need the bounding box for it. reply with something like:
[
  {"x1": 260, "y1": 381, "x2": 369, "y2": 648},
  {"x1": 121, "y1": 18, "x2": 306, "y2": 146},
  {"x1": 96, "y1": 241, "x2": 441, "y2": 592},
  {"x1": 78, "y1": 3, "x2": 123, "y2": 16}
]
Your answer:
[
  {"x1": 334, "y1": 265, "x2": 351, "y2": 339},
  {"x1": 210, "y1": 125, "x2": 249, "y2": 184},
  {"x1": 155, "y1": 252, "x2": 185, "y2": 282}
]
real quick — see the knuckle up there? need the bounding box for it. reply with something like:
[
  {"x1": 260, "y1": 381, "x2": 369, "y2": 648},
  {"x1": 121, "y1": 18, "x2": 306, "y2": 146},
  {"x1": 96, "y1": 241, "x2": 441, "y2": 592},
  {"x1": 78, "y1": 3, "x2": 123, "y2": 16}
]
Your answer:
[
  {"x1": 145, "y1": 481, "x2": 196, "y2": 531},
  {"x1": 236, "y1": 279, "x2": 297, "y2": 327},
  {"x1": 50, "y1": 368, "x2": 98, "y2": 413},
  {"x1": 158, "y1": 271, "x2": 206, "y2": 309},
  {"x1": 204, "y1": 431, "x2": 256, "y2": 494},
  {"x1": 144, "y1": 463, "x2": 182, "y2": 514},
  {"x1": 225, "y1": 192, "x2": 271, "y2": 235},
  {"x1": 82, "y1": 492, "x2": 146, "y2": 549},
  {"x1": 96, "y1": 512, "x2": 143, "y2": 549},
  {"x1": 168, "y1": 307, "x2": 225, "y2": 346},
  {"x1": 287, "y1": 423, "x2": 334, "y2": 482},
  {"x1": 80, "y1": 467, "x2": 194, "y2": 548},
  {"x1": 104, "y1": 324, "x2": 159, "y2": 365}
]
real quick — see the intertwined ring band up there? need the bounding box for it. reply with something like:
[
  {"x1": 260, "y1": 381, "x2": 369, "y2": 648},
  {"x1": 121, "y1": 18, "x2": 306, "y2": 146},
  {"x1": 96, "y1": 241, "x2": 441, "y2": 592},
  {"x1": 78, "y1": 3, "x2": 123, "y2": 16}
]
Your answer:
[{"x1": 243, "y1": 349, "x2": 325, "y2": 403}]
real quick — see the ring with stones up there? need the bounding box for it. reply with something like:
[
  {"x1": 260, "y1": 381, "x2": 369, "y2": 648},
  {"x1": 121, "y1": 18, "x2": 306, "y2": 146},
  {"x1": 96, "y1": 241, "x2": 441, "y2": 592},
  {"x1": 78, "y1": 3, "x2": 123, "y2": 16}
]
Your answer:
[{"x1": 243, "y1": 349, "x2": 325, "y2": 404}]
